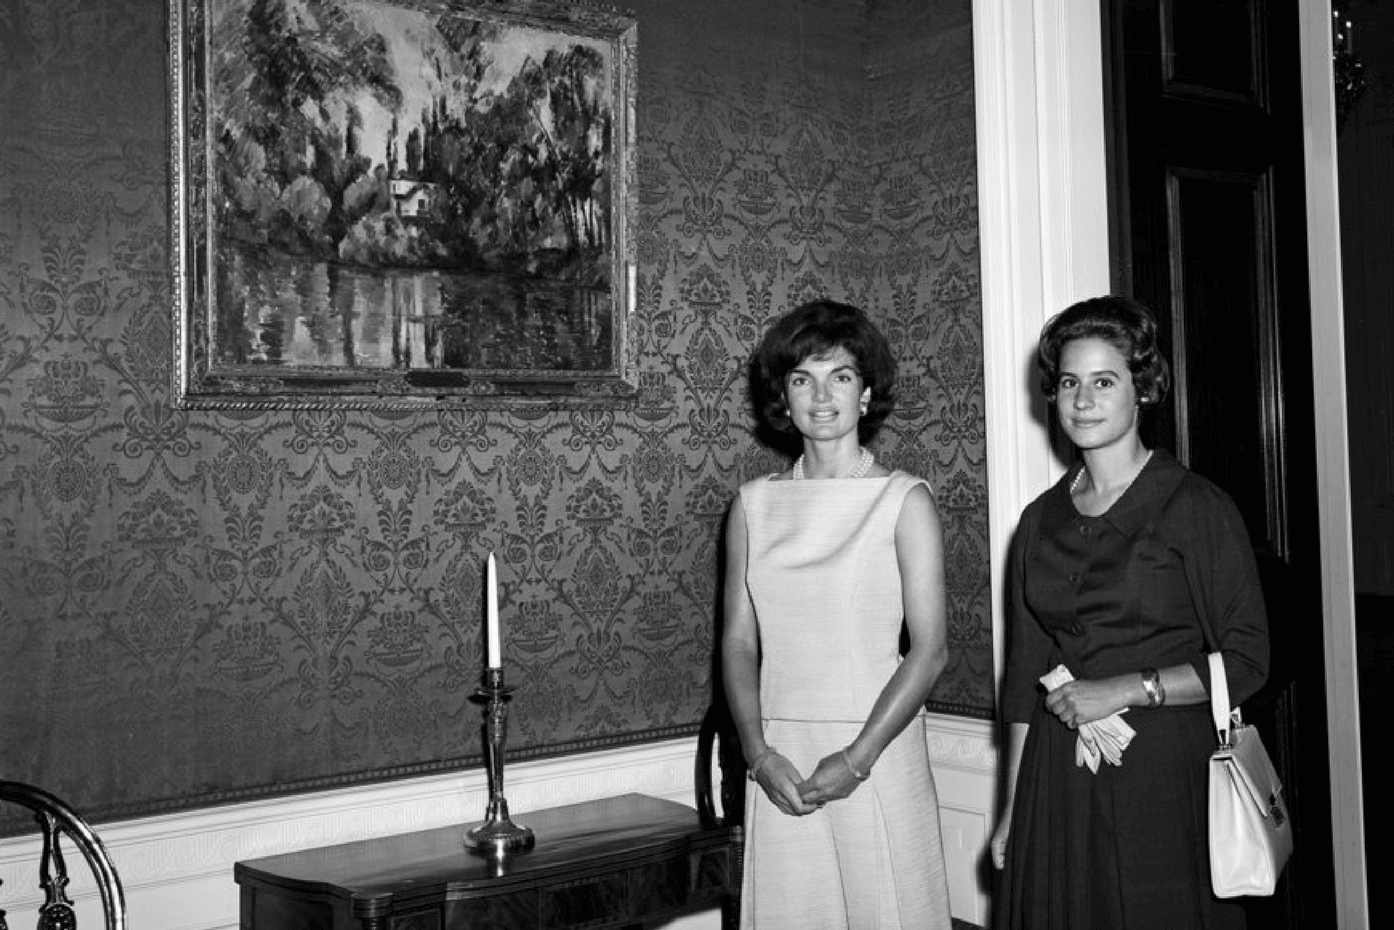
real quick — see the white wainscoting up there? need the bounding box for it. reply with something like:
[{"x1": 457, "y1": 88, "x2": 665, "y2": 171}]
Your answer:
[
  {"x1": 1, "y1": 716, "x2": 996, "y2": 930},
  {"x1": 925, "y1": 714, "x2": 998, "y2": 926}
]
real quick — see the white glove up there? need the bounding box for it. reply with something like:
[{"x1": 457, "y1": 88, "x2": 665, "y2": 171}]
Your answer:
[{"x1": 1040, "y1": 665, "x2": 1136, "y2": 773}]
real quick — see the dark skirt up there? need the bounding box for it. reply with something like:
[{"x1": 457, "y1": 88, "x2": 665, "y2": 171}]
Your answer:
[{"x1": 994, "y1": 701, "x2": 1247, "y2": 930}]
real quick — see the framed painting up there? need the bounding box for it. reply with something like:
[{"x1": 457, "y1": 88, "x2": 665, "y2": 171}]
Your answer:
[{"x1": 170, "y1": 0, "x2": 637, "y2": 408}]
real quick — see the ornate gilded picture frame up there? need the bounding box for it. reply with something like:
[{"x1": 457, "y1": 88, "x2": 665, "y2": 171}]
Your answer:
[{"x1": 170, "y1": 0, "x2": 637, "y2": 408}]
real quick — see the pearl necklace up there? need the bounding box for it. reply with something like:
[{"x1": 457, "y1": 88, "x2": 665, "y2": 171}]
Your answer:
[
  {"x1": 792, "y1": 446, "x2": 875, "y2": 480},
  {"x1": 1071, "y1": 449, "x2": 1153, "y2": 496}
]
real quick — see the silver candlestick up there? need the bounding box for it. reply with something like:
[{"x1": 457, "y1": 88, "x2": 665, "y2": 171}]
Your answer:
[{"x1": 464, "y1": 667, "x2": 535, "y2": 858}]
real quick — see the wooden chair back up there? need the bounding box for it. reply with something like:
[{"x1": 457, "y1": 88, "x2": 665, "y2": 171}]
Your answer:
[
  {"x1": 694, "y1": 702, "x2": 747, "y2": 829},
  {"x1": 0, "y1": 781, "x2": 127, "y2": 930}
]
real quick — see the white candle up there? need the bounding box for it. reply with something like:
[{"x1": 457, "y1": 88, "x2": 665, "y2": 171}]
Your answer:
[{"x1": 485, "y1": 552, "x2": 501, "y2": 668}]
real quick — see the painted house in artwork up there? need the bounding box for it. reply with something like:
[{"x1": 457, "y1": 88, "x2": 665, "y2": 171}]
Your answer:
[{"x1": 390, "y1": 177, "x2": 440, "y2": 221}]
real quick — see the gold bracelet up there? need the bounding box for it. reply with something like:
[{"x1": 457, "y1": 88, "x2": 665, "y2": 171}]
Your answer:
[
  {"x1": 840, "y1": 747, "x2": 869, "y2": 781},
  {"x1": 1140, "y1": 667, "x2": 1166, "y2": 708}
]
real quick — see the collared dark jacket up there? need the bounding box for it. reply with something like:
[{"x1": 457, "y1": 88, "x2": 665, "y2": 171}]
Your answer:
[{"x1": 1001, "y1": 448, "x2": 1269, "y2": 723}]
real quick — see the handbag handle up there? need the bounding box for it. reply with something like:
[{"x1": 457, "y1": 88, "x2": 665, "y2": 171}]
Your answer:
[{"x1": 1208, "y1": 651, "x2": 1238, "y2": 748}]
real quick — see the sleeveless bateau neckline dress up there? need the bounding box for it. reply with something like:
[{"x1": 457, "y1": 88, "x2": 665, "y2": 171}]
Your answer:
[{"x1": 737, "y1": 471, "x2": 952, "y2": 930}]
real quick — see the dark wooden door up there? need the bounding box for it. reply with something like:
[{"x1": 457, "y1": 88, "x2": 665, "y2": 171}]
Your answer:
[{"x1": 1102, "y1": 0, "x2": 1336, "y2": 925}]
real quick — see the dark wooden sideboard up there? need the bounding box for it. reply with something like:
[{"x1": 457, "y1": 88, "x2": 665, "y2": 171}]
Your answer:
[{"x1": 235, "y1": 793, "x2": 742, "y2": 930}]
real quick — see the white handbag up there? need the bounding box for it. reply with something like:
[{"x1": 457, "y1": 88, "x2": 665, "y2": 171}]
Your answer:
[{"x1": 1206, "y1": 652, "x2": 1293, "y2": 897}]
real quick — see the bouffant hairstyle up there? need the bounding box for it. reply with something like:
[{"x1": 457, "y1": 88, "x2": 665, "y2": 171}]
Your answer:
[
  {"x1": 748, "y1": 299, "x2": 897, "y2": 444},
  {"x1": 1038, "y1": 296, "x2": 1171, "y2": 406}
]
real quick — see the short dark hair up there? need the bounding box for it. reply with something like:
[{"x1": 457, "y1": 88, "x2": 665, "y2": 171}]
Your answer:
[
  {"x1": 748, "y1": 300, "x2": 897, "y2": 444},
  {"x1": 1038, "y1": 295, "x2": 1171, "y2": 406}
]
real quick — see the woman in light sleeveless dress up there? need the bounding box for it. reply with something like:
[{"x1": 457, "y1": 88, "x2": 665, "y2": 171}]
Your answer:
[{"x1": 722, "y1": 300, "x2": 953, "y2": 929}]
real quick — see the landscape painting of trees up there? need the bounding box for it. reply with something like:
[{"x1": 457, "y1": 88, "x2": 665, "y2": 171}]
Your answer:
[{"x1": 172, "y1": 0, "x2": 637, "y2": 406}]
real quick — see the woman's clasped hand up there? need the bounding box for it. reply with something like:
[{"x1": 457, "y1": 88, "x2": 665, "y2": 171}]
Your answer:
[
  {"x1": 1041, "y1": 674, "x2": 1135, "y2": 730},
  {"x1": 748, "y1": 749, "x2": 818, "y2": 816}
]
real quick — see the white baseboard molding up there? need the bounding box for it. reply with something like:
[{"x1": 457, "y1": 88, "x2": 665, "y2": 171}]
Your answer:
[{"x1": 2, "y1": 720, "x2": 998, "y2": 930}]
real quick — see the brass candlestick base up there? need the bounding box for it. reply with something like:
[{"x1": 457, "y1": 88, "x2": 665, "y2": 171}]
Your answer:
[
  {"x1": 464, "y1": 668, "x2": 535, "y2": 859},
  {"x1": 466, "y1": 796, "x2": 535, "y2": 857}
]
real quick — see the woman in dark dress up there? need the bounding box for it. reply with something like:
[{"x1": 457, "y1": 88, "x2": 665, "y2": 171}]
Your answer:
[{"x1": 990, "y1": 296, "x2": 1269, "y2": 930}]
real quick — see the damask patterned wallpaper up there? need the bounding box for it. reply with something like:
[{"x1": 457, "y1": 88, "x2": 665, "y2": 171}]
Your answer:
[{"x1": 0, "y1": 0, "x2": 988, "y2": 824}]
